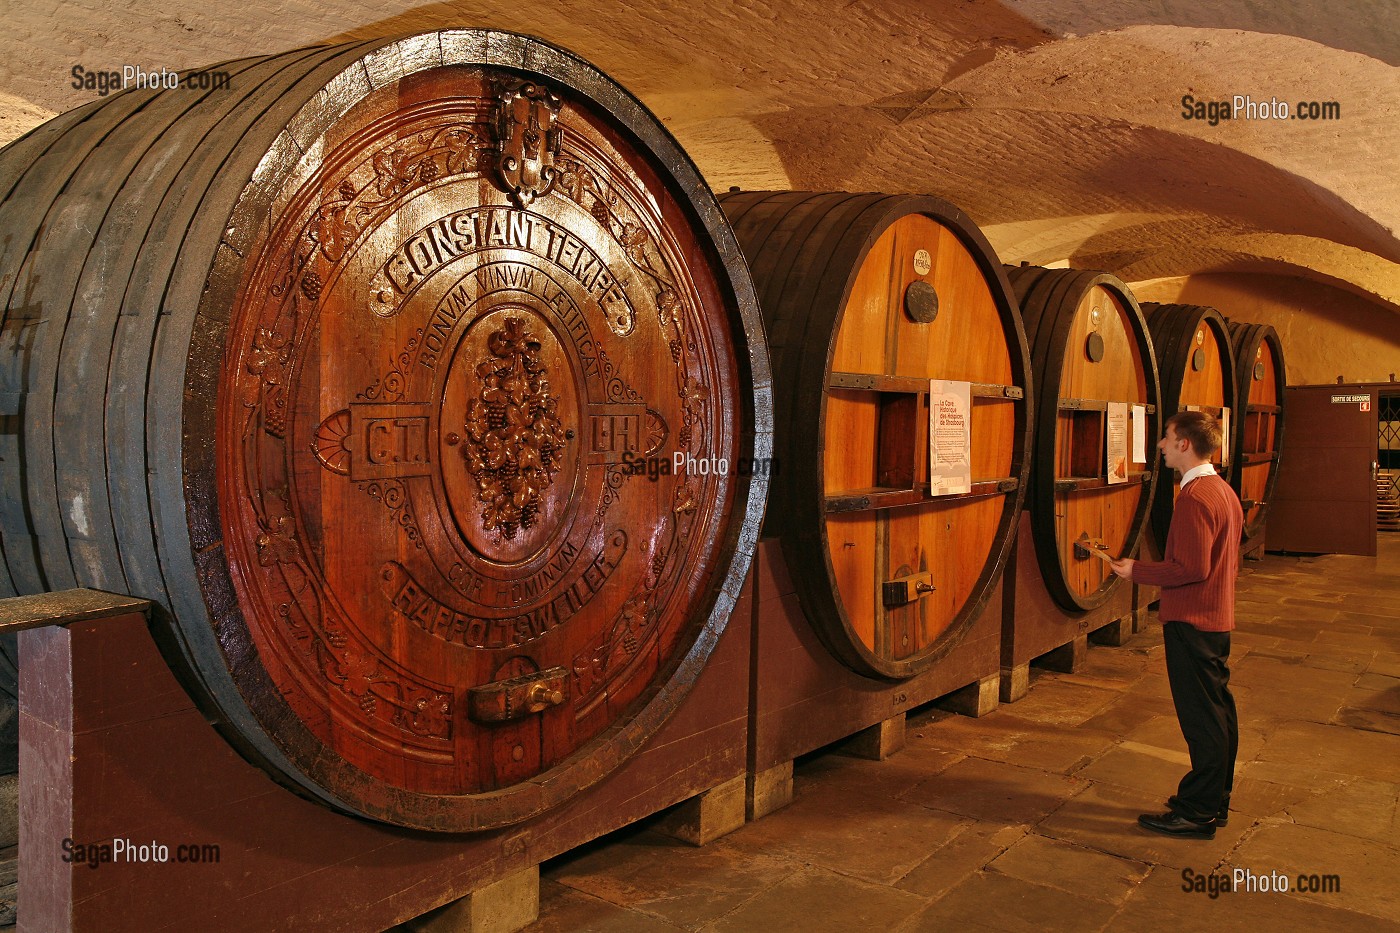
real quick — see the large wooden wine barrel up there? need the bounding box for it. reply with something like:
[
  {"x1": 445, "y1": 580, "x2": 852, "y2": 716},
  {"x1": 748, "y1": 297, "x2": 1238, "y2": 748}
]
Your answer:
[
  {"x1": 0, "y1": 31, "x2": 770, "y2": 831},
  {"x1": 1141, "y1": 303, "x2": 1237, "y2": 554},
  {"x1": 718, "y1": 192, "x2": 1032, "y2": 680},
  {"x1": 1228, "y1": 322, "x2": 1286, "y2": 550},
  {"x1": 1005, "y1": 266, "x2": 1161, "y2": 612}
]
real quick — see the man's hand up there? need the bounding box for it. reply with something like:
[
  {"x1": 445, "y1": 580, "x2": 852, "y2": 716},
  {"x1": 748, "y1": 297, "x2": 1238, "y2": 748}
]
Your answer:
[{"x1": 1108, "y1": 557, "x2": 1135, "y2": 579}]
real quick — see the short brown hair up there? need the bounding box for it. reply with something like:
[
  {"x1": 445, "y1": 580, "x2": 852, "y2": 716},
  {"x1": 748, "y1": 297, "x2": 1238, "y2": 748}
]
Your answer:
[{"x1": 1166, "y1": 410, "x2": 1223, "y2": 458}]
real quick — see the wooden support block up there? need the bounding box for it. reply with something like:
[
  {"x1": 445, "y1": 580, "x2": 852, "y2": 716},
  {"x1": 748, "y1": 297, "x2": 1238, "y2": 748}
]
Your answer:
[
  {"x1": 1037, "y1": 634, "x2": 1088, "y2": 673},
  {"x1": 400, "y1": 867, "x2": 539, "y2": 933},
  {"x1": 935, "y1": 675, "x2": 999, "y2": 718},
  {"x1": 1000, "y1": 663, "x2": 1030, "y2": 703},
  {"x1": 836, "y1": 714, "x2": 906, "y2": 761},
  {"x1": 1089, "y1": 616, "x2": 1131, "y2": 647},
  {"x1": 746, "y1": 762, "x2": 793, "y2": 822},
  {"x1": 654, "y1": 774, "x2": 746, "y2": 847}
]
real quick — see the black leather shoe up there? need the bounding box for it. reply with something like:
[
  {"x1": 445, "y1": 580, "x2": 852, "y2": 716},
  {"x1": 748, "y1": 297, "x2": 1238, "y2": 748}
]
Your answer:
[{"x1": 1138, "y1": 811, "x2": 1216, "y2": 839}]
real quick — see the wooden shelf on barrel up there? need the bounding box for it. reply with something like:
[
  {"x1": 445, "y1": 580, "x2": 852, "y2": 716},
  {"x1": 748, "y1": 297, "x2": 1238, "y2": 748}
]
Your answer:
[{"x1": 826, "y1": 478, "x2": 1022, "y2": 513}]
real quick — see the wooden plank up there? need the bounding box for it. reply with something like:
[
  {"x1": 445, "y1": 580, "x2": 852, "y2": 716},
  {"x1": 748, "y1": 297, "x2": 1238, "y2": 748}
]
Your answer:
[
  {"x1": 828, "y1": 371, "x2": 1023, "y2": 398},
  {"x1": 826, "y1": 478, "x2": 1018, "y2": 512},
  {"x1": 0, "y1": 588, "x2": 149, "y2": 633},
  {"x1": 1053, "y1": 471, "x2": 1152, "y2": 493},
  {"x1": 1057, "y1": 397, "x2": 1157, "y2": 414}
]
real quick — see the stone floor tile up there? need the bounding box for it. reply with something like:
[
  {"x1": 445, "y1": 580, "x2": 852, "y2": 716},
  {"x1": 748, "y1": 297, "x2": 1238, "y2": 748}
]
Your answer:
[
  {"x1": 790, "y1": 740, "x2": 963, "y2": 802},
  {"x1": 899, "y1": 755, "x2": 1088, "y2": 825},
  {"x1": 894, "y1": 821, "x2": 1030, "y2": 900},
  {"x1": 986, "y1": 832, "x2": 1150, "y2": 904},
  {"x1": 700, "y1": 867, "x2": 926, "y2": 933},
  {"x1": 901, "y1": 870, "x2": 1119, "y2": 933},
  {"x1": 1034, "y1": 782, "x2": 1251, "y2": 870},
  {"x1": 720, "y1": 778, "x2": 966, "y2": 885},
  {"x1": 998, "y1": 678, "x2": 1122, "y2": 727},
  {"x1": 544, "y1": 829, "x2": 797, "y2": 930},
  {"x1": 1367, "y1": 654, "x2": 1400, "y2": 678},
  {"x1": 1332, "y1": 706, "x2": 1400, "y2": 735},
  {"x1": 1080, "y1": 696, "x2": 1176, "y2": 735},
  {"x1": 909, "y1": 711, "x2": 1117, "y2": 776},
  {"x1": 1303, "y1": 653, "x2": 1374, "y2": 675},
  {"x1": 1344, "y1": 678, "x2": 1400, "y2": 715},
  {"x1": 1255, "y1": 721, "x2": 1400, "y2": 783},
  {"x1": 1119, "y1": 715, "x2": 1186, "y2": 752},
  {"x1": 1077, "y1": 743, "x2": 1187, "y2": 794},
  {"x1": 1284, "y1": 777, "x2": 1400, "y2": 846},
  {"x1": 1105, "y1": 863, "x2": 1398, "y2": 933},
  {"x1": 1224, "y1": 821, "x2": 1400, "y2": 922},
  {"x1": 524, "y1": 880, "x2": 689, "y2": 933}
]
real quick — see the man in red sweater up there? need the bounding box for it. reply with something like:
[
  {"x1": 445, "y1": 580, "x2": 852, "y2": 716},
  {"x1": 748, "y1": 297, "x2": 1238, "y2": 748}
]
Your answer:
[{"x1": 1110, "y1": 410, "x2": 1243, "y2": 839}]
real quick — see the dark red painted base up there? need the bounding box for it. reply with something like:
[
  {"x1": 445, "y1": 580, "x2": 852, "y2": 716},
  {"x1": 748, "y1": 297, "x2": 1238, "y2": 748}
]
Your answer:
[
  {"x1": 18, "y1": 583, "x2": 751, "y2": 933},
  {"x1": 749, "y1": 539, "x2": 1001, "y2": 776},
  {"x1": 1002, "y1": 512, "x2": 1133, "y2": 677}
]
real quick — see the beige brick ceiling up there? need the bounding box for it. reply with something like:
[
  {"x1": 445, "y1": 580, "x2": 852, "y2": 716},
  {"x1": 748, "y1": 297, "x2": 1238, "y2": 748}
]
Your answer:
[{"x1": 1, "y1": 0, "x2": 1396, "y2": 313}]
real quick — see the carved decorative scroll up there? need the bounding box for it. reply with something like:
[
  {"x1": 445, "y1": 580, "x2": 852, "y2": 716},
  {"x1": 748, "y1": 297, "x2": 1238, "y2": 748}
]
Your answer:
[{"x1": 494, "y1": 79, "x2": 563, "y2": 207}]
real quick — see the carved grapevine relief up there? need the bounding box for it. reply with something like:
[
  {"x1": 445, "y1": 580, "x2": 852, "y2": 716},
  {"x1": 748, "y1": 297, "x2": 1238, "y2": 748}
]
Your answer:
[{"x1": 459, "y1": 317, "x2": 568, "y2": 541}]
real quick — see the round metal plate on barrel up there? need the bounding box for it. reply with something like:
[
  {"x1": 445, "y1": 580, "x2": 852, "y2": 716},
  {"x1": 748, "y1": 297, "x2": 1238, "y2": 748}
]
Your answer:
[
  {"x1": 1086, "y1": 332, "x2": 1106, "y2": 362},
  {"x1": 904, "y1": 280, "x2": 940, "y2": 323}
]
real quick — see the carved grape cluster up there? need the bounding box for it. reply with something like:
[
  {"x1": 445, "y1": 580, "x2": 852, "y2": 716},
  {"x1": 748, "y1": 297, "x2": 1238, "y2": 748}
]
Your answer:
[{"x1": 461, "y1": 318, "x2": 568, "y2": 540}]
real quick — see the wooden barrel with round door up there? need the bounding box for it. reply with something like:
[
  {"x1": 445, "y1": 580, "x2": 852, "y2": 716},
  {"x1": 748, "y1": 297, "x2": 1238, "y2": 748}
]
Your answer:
[
  {"x1": 1141, "y1": 303, "x2": 1237, "y2": 554},
  {"x1": 0, "y1": 30, "x2": 770, "y2": 832},
  {"x1": 1004, "y1": 266, "x2": 1161, "y2": 613},
  {"x1": 718, "y1": 192, "x2": 1032, "y2": 680},
  {"x1": 1228, "y1": 322, "x2": 1287, "y2": 551}
]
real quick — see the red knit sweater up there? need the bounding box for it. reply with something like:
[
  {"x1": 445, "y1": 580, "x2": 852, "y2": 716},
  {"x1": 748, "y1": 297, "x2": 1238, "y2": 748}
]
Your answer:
[{"x1": 1132, "y1": 474, "x2": 1244, "y2": 632}]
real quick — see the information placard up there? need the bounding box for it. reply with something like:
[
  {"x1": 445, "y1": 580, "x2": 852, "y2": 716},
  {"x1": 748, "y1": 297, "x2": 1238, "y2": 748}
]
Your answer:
[
  {"x1": 929, "y1": 380, "x2": 972, "y2": 496},
  {"x1": 1106, "y1": 402, "x2": 1128, "y2": 484}
]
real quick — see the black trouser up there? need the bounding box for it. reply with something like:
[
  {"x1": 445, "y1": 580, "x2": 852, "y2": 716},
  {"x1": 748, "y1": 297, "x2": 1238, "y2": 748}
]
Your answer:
[{"x1": 1162, "y1": 621, "x2": 1238, "y2": 822}]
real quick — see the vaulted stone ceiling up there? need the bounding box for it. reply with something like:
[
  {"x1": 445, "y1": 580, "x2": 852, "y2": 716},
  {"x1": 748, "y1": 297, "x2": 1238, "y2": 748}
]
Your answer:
[{"x1": 2, "y1": 0, "x2": 1397, "y2": 317}]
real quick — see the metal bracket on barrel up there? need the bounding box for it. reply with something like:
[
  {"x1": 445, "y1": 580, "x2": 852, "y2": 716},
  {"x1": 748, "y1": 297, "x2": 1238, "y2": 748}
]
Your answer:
[
  {"x1": 883, "y1": 572, "x2": 935, "y2": 608},
  {"x1": 1073, "y1": 533, "x2": 1113, "y2": 563},
  {"x1": 468, "y1": 666, "x2": 569, "y2": 723}
]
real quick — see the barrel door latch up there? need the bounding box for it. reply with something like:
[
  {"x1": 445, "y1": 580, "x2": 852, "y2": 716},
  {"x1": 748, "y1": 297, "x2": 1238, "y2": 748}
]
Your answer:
[
  {"x1": 883, "y1": 572, "x2": 935, "y2": 608},
  {"x1": 468, "y1": 666, "x2": 569, "y2": 723}
]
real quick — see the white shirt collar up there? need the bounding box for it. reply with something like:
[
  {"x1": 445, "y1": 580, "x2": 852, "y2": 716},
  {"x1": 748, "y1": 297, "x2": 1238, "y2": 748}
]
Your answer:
[{"x1": 1179, "y1": 462, "x2": 1217, "y2": 489}]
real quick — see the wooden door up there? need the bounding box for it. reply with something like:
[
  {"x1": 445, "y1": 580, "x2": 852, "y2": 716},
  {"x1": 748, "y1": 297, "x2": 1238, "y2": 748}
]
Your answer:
[{"x1": 1268, "y1": 385, "x2": 1378, "y2": 555}]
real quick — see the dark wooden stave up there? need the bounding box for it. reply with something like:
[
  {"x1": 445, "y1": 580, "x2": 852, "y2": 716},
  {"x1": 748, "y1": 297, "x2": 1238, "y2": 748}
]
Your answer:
[
  {"x1": 719, "y1": 191, "x2": 1032, "y2": 679},
  {"x1": 43, "y1": 54, "x2": 296, "y2": 600},
  {"x1": 1227, "y1": 321, "x2": 1286, "y2": 544},
  {"x1": 110, "y1": 45, "x2": 378, "y2": 705},
  {"x1": 0, "y1": 45, "x2": 358, "y2": 774},
  {"x1": 3, "y1": 31, "x2": 770, "y2": 831},
  {"x1": 0, "y1": 89, "x2": 162, "y2": 596},
  {"x1": 1141, "y1": 303, "x2": 1237, "y2": 553},
  {"x1": 1005, "y1": 266, "x2": 1161, "y2": 613}
]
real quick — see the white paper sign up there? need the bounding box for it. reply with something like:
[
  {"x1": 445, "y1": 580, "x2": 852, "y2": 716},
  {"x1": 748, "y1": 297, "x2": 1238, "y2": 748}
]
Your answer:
[
  {"x1": 1106, "y1": 402, "x2": 1128, "y2": 484},
  {"x1": 1131, "y1": 404, "x2": 1147, "y2": 464},
  {"x1": 929, "y1": 379, "x2": 972, "y2": 496}
]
